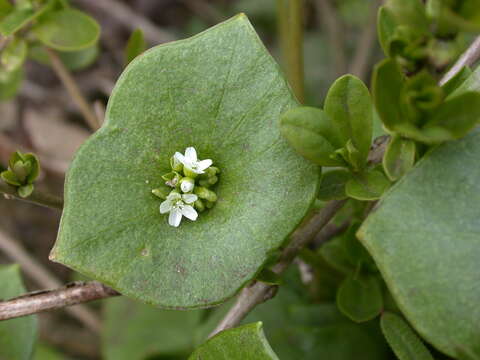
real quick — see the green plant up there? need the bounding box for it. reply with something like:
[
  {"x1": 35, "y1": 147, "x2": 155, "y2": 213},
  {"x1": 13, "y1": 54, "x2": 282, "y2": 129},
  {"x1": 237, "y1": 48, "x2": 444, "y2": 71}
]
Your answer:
[{"x1": 1, "y1": 0, "x2": 480, "y2": 359}]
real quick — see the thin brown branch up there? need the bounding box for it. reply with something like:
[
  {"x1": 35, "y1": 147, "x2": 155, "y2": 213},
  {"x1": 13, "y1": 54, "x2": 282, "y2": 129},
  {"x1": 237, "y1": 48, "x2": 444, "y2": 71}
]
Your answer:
[
  {"x1": 0, "y1": 230, "x2": 101, "y2": 332},
  {"x1": 46, "y1": 48, "x2": 100, "y2": 132},
  {"x1": 349, "y1": 0, "x2": 382, "y2": 80},
  {"x1": 0, "y1": 181, "x2": 63, "y2": 210},
  {"x1": 440, "y1": 35, "x2": 480, "y2": 85},
  {"x1": 314, "y1": 0, "x2": 347, "y2": 78},
  {"x1": 209, "y1": 199, "x2": 346, "y2": 337},
  {"x1": 312, "y1": 219, "x2": 350, "y2": 248},
  {"x1": 0, "y1": 282, "x2": 119, "y2": 321},
  {"x1": 209, "y1": 135, "x2": 391, "y2": 337}
]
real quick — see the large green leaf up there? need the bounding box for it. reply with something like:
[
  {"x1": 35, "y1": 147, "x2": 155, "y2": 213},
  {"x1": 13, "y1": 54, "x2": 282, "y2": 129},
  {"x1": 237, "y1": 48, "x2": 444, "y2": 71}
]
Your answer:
[
  {"x1": 358, "y1": 128, "x2": 480, "y2": 357},
  {"x1": 51, "y1": 15, "x2": 318, "y2": 308},
  {"x1": 0, "y1": 264, "x2": 38, "y2": 360},
  {"x1": 102, "y1": 298, "x2": 203, "y2": 359},
  {"x1": 189, "y1": 322, "x2": 279, "y2": 360}
]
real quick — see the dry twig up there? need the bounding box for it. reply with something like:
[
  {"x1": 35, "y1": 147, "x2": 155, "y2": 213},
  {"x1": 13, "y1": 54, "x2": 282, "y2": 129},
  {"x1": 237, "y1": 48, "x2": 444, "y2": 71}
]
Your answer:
[{"x1": 0, "y1": 230, "x2": 102, "y2": 332}]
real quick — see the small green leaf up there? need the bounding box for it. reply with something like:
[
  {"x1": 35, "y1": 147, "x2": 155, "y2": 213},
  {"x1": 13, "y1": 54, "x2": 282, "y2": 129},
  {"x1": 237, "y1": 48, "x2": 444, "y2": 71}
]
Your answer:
[
  {"x1": 280, "y1": 106, "x2": 342, "y2": 167},
  {"x1": 318, "y1": 169, "x2": 351, "y2": 201},
  {"x1": 336, "y1": 274, "x2": 383, "y2": 323},
  {"x1": 1, "y1": 170, "x2": 21, "y2": 186},
  {"x1": 33, "y1": 9, "x2": 100, "y2": 51},
  {"x1": 0, "y1": 67, "x2": 23, "y2": 101},
  {"x1": 29, "y1": 44, "x2": 99, "y2": 71},
  {"x1": 103, "y1": 297, "x2": 203, "y2": 359},
  {"x1": 0, "y1": 264, "x2": 38, "y2": 360},
  {"x1": 8, "y1": 151, "x2": 24, "y2": 169},
  {"x1": 125, "y1": 28, "x2": 146, "y2": 66},
  {"x1": 23, "y1": 153, "x2": 40, "y2": 183},
  {"x1": 345, "y1": 170, "x2": 391, "y2": 201},
  {"x1": 377, "y1": 6, "x2": 397, "y2": 57},
  {"x1": 442, "y1": 66, "x2": 472, "y2": 97},
  {"x1": 320, "y1": 236, "x2": 354, "y2": 274},
  {"x1": 324, "y1": 74, "x2": 373, "y2": 166},
  {"x1": 400, "y1": 71, "x2": 444, "y2": 123},
  {"x1": 380, "y1": 312, "x2": 434, "y2": 360},
  {"x1": 372, "y1": 59, "x2": 405, "y2": 130},
  {"x1": 0, "y1": 2, "x2": 51, "y2": 36},
  {"x1": 425, "y1": 92, "x2": 480, "y2": 140},
  {"x1": 383, "y1": 135, "x2": 416, "y2": 181},
  {"x1": 1, "y1": 37, "x2": 27, "y2": 72},
  {"x1": 384, "y1": 0, "x2": 428, "y2": 32},
  {"x1": 427, "y1": 0, "x2": 480, "y2": 33},
  {"x1": 189, "y1": 322, "x2": 279, "y2": 360},
  {"x1": 18, "y1": 184, "x2": 34, "y2": 198}
]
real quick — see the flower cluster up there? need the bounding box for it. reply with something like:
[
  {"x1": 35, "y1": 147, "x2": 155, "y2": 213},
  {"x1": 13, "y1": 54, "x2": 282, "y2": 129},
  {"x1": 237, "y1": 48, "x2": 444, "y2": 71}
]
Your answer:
[{"x1": 152, "y1": 147, "x2": 220, "y2": 227}]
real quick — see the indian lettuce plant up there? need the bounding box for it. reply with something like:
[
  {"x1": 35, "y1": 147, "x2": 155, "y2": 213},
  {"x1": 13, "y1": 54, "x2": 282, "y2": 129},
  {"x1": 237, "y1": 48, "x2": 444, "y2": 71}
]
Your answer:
[{"x1": 0, "y1": 0, "x2": 480, "y2": 359}]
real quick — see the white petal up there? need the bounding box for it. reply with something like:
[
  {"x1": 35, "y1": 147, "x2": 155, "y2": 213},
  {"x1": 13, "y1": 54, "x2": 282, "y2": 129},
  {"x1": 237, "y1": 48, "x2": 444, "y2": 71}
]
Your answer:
[
  {"x1": 181, "y1": 181, "x2": 194, "y2": 193},
  {"x1": 182, "y1": 194, "x2": 198, "y2": 204},
  {"x1": 159, "y1": 200, "x2": 172, "y2": 214},
  {"x1": 185, "y1": 147, "x2": 197, "y2": 162},
  {"x1": 181, "y1": 205, "x2": 198, "y2": 221},
  {"x1": 174, "y1": 152, "x2": 186, "y2": 165},
  {"x1": 197, "y1": 159, "x2": 213, "y2": 171},
  {"x1": 168, "y1": 208, "x2": 182, "y2": 227}
]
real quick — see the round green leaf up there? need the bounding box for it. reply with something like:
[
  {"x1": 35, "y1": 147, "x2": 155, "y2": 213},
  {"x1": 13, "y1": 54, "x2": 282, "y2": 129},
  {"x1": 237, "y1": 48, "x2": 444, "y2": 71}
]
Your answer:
[
  {"x1": 33, "y1": 9, "x2": 100, "y2": 51},
  {"x1": 51, "y1": 15, "x2": 318, "y2": 309},
  {"x1": 382, "y1": 135, "x2": 416, "y2": 181},
  {"x1": 336, "y1": 274, "x2": 383, "y2": 323},
  {"x1": 0, "y1": 264, "x2": 38, "y2": 360},
  {"x1": 345, "y1": 170, "x2": 391, "y2": 201},
  {"x1": 358, "y1": 128, "x2": 480, "y2": 357},
  {"x1": 318, "y1": 169, "x2": 351, "y2": 201},
  {"x1": 189, "y1": 322, "x2": 279, "y2": 360},
  {"x1": 381, "y1": 312, "x2": 434, "y2": 360}
]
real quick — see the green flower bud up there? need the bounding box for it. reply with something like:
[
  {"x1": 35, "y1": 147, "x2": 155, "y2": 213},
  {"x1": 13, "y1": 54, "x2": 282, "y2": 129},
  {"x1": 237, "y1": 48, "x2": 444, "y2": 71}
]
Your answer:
[
  {"x1": 199, "y1": 175, "x2": 218, "y2": 188},
  {"x1": 18, "y1": 184, "x2": 34, "y2": 198},
  {"x1": 151, "y1": 187, "x2": 171, "y2": 200},
  {"x1": 12, "y1": 160, "x2": 29, "y2": 183},
  {"x1": 179, "y1": 177, "x2": 195, "y2": 193},
  {"x1": 194, "y1": 186, "x2": 217, "y2": 202},
  {"x1": 194, "y1": 199, "x2": 206, "y2": 212},
  {"x1": 205, "y1": 200, "x2": 215, "y2": 209},
  {"x1": 170, "y1": 155, "x2": 183, "y2": 172}
]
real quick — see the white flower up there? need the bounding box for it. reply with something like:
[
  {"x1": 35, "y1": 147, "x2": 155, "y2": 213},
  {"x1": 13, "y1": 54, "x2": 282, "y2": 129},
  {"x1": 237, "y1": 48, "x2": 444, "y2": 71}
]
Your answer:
[
  {"x1": 180, "y1": 177, "x2": 195, "y2": 193},
  {"x1": 160, "y1": 192, "x2": 198, "y2": 227},
  {"x1": 174, "y1": 147, "x2": 212, "y2": 175}
]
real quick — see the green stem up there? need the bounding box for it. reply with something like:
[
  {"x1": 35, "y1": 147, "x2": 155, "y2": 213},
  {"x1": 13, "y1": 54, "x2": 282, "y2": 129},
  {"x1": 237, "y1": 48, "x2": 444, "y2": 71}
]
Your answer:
[
  {"x1": 277, "y1": 0, "x2": 305, "y2": 103},
  {"x1": 0, "y1": 182, "x2": 63, "y2": 210}
]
